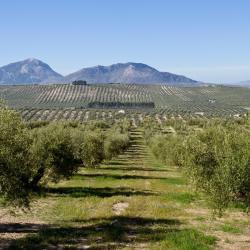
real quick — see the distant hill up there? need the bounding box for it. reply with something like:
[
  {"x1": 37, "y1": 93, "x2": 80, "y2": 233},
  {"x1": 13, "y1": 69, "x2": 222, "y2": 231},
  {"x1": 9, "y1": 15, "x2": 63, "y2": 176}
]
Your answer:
[
  {"x1": 65, "y1": 62, "x2": 198, "y2": 85},
  {"x1": 0, "y1": 59, "x2": 198, "y2": 85},
  {"x1": 0, "y1": 58, "x2": 63, "y2": 84},
  {"x1": 237, "y1": 80, "x2": 250, "y2": 87}
]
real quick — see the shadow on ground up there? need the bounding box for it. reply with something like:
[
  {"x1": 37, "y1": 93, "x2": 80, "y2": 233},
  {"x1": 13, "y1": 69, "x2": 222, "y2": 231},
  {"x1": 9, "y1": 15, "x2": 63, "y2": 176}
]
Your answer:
[
  {"x1": 0, "y1": 223, "x2": 49, "y2": 250},
  {"x1": 77, "y1": 173, "x2": 168, "y2": 180},
  {"x1": 7, "y1": 216, "x2": 181, "y2": 250},
  {"x1": 101, "y1": 166, "x2": 168, "y2": 172},
  {"x1": 45, "y1": 186, "x2": 158, "y2": 198},
  {"x1": 0, "y1": 223, "x2": 47, "y2": 234}
]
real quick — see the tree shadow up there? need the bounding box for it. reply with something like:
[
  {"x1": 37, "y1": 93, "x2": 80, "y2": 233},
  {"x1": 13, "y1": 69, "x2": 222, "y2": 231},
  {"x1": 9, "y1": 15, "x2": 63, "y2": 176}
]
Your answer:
[
  {"x1": 123, "y1": 155, "x2": 147, "y2": 160},
  {"x1": 0, "y1": 223, "x2": 49, "y2": 250},
  {"x1": 8, "y1": 216, "x2": 181, "y2": 249},
  {"x1": 45, "y1": 186, "x2": 158, "y2": 198},
  {"x1": 77, "y1": 173, "x2": 168, "y2": 180},
  {"x1": 100, "y1": 166, "x2": 168, "y2": 173},
  {"x1": 105, "y1": 161, "x2": 128, "y2": 166},
  {"x1": 0, "y1": 223, "x2": 47, "y2": 233}
]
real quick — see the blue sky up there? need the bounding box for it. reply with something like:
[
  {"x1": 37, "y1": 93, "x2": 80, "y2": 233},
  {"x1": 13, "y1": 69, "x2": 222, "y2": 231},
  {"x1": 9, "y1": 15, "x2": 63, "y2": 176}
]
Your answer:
[{"x1": 1, "y1": 0, "x2": 250, "y2": 83}]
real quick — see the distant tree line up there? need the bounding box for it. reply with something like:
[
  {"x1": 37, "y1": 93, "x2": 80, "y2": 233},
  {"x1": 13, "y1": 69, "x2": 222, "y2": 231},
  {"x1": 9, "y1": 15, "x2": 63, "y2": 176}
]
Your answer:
[
  {"x1": 71, "y1": 80, "x2": 87, "y2": 85},
  {"x1": 87, "y1": 101, "x2": 155, "y2": 109}
]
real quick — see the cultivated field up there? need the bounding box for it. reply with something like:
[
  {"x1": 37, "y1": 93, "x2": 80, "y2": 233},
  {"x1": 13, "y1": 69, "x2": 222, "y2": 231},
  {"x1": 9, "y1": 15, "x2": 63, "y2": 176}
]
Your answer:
[
  {"x1": 1, "y1": 104, "x2": 250, "y2": 249},
  {"x1": 0, "y1": 84, "x2": 250, "y2": 121},
  {"x1": 1, "y1": 129, "x2": 249, "y2": 249}
]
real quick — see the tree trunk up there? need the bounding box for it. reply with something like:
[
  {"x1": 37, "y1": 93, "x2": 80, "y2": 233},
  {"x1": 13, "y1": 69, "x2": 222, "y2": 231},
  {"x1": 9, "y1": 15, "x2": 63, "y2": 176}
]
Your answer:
[{"x1": 29, "y1": 165, "x2": 45, "y2": 191}]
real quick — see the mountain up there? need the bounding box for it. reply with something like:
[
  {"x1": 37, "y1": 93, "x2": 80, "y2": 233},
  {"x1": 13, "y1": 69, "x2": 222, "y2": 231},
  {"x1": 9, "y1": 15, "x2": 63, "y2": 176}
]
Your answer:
[
  {"x1": 237, "y1": 80, "x2": 250, "y2": 87},
  {"x1": 0, "y1": 58, "x2": 63, "y2": 84},
  {"x1": 0, "y1": 59, "x2": 198, "y2": 85},
  {"x1": 65, "y1": 63, "x2": 198, "y2": 85}
]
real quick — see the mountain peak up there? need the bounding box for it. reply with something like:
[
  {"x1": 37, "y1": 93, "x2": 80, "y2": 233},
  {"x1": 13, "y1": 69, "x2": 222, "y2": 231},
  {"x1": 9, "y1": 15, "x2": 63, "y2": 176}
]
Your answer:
[
  {"x1": 0, "y1": 58, "x2": 63, "y2": 84},
  {"x1": 26, "y1": 57, "x2": 38, "y2": 62},
  {"x1": 65, "y1": 62, "x2": 198, "y2": 85},
  {"x1": 125, "y1": 62, "x2": 154, "y2": 67},
  {"x1": 24, "y1": 58, "x2": 42, "y2": 64}
]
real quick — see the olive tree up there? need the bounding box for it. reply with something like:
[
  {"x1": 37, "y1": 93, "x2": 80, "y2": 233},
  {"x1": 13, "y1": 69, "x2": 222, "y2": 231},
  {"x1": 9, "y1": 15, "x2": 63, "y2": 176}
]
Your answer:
[
  {"x1": 29, "y1": 123, "x2": 80, "y2": 189},
  {"x1": 0, "y1": 107, "x2": 32, "y2": 206},
  {"x1": 81, "y1": 131, "x2": 105, "y2": 167},
  {"x1": 185, "y1": 126, "x2": 250, "y2": 214},
  {"x1": 0, "y1": 109, "x2": 80, "y2": 206},
  {"x1": 104, "y1": 131, "x2": 130, "y2": 160}
]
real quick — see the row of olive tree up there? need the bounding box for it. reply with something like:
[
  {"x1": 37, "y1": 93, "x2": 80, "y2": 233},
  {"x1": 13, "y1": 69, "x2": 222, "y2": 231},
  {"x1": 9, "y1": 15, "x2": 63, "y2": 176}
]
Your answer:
[
  {"x1": 145, "y1": 118, "x2": 250, "y2": 215},
  {"x1": 0, "y1": 107, "x2": 130, "y2": 207}
]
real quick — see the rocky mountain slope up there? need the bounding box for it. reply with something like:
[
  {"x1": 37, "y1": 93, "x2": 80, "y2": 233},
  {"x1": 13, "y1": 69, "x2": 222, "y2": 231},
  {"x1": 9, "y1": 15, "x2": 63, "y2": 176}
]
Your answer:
[
  {"x1": 0, "y1": 58, "x2": 63, "y2": 84},
  {"x1": 0, "y1": 59, "x2": 198, "y2": 85},
  {"x1": 64, "y1": 62, "x2": 198, "y2": 85}
]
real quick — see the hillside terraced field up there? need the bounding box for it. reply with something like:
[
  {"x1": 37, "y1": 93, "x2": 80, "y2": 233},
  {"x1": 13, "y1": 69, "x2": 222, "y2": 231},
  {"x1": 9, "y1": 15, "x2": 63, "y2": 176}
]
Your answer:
[{"x1": 0, "y1": 84, "x2": 250, "y2": 120}]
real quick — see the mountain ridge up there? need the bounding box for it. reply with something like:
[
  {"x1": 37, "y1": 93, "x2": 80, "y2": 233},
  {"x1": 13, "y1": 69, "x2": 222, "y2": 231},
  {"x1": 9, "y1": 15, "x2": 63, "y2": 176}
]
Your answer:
[
  {"x1": 64, "y1": 62, "x2": 198, "y2": 85},
  {"x1": 0, "y1": 58, "x2": 198, "y2": 85},
  {"x1": 237, "y1": 80, "x2": 250, "y2": 87}
]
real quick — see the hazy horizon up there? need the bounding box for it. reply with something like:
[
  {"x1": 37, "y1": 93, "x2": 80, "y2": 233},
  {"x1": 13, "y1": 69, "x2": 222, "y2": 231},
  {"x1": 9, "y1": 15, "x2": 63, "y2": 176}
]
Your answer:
[{"x1": 1, "y1": 0, "x2": 250, "y2": 83}]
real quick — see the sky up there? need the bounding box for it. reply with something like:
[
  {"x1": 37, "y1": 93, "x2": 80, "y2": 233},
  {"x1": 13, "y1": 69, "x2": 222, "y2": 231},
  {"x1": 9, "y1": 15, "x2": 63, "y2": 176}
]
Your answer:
[{"x1": 0, "y1": 0, "x2": 250, "y2": 83}]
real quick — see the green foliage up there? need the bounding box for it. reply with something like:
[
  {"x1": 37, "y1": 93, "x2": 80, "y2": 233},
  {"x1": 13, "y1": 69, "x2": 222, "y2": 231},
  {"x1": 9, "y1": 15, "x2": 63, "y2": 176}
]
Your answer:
[
  {"x1": 154, "y1": 229, "x2": 216, "y2": 250},
  {"x1": 185, "y1": 125, "x2": 250, "y2": 214},
  {"x1": 220, "y1": 224, "x2": 241, "y2": 234},
  {"x1": 0, "y1": 112, "x2": 84, "y2": 206},
  {"x1": 30, "y1": 123, "x2": 79, "y2": 184},
  {"x1": 72, "y1": 80, "x2": 87, "y2": 85},
  {"x1": 147, "y1": 117, "x2": 250, "y2": 214},
  {"x1": 164, "y1": 192, "x2": 197, "y2": 204},
  {"x1": 149, "y1": 133, "x2": 186, "y2": 167},
  {"x1": 26, "y1": 120, "x2": 50, "y2": 129},
  {"x1": 104, "y1": 132, "x2": 130, "y2": 160},
  {"x1": 112, "y1": 119, "x2": 130, "y2": 134},
  {"x1": 87, "y1": 120, "x2": 110, "y2": 130},
  {"x1": 0, "y1": 108, "x2": 32, "y2": 206},
  {"x1": 142, "y1": 118, "x2": 161, "y2": 143},
  {"x1": 0, "y1": 106, "x2": 130, "y2": 207},
  {"x1": 78, "y1": 131, "x2": 105, "y2": 168}
]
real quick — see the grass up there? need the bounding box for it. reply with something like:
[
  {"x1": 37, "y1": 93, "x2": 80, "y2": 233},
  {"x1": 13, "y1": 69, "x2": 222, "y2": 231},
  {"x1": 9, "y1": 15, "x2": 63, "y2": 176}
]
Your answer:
[
  {"x1": 220, "y1": 224, "x2": 241, "y2": 234},
  {"x1": 1, "y1": 129, "x2": 249, "y2": 249},
  {"x1": 164, "y1": 192, "x2": 197, "y2": 204},
  {"x1": 152, "y1": 229, "x2": 216, "y2": 250},
  {"x1": 160, "y1": 177, "x2": 186, "y2": 185},
  {"x1": 195, "y1": 216, "x2": 206, "y2": 222}
]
